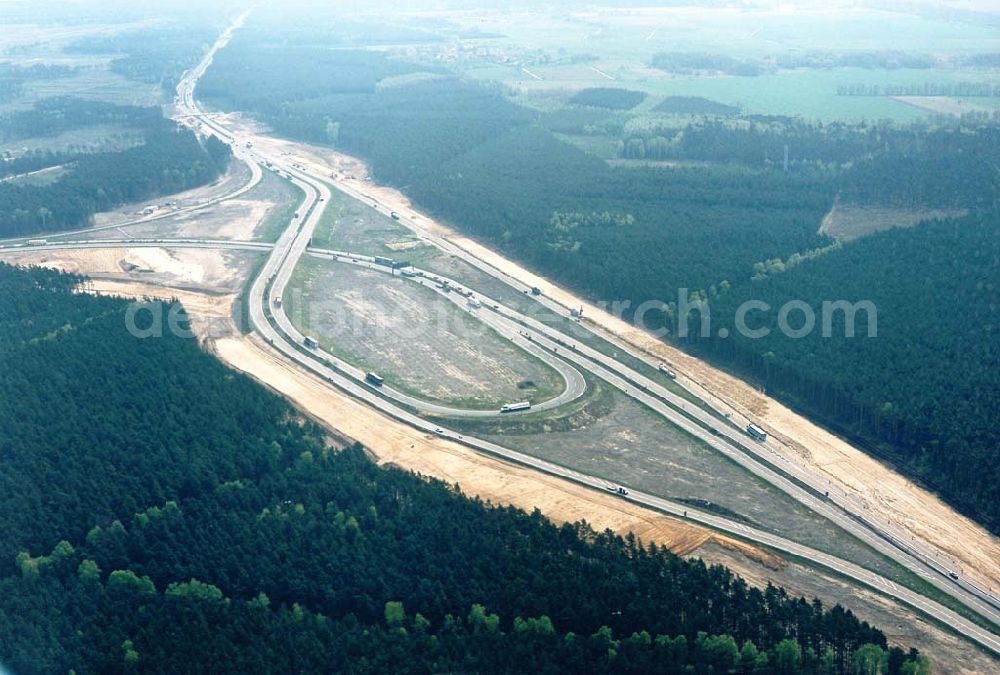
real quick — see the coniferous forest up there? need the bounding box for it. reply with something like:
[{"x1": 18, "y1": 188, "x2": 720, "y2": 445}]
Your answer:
[
  {"x1": 0, "y1": 264, "x2": 926, "y2": 673},
  {"x1": 0, "y1": 99, "x2": 231, "y2": 237}
]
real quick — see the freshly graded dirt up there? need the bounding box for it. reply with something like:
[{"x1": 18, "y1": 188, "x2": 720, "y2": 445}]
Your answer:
[
  {"x1": 212, "y1": 332, "x2": 775, "y2": 563},
  {"x1": 0, "y1": 246, "x2": 259, "y2": 294},
  {"x1": 697, "y1": 540, "x2": 999, "y2": 675}
]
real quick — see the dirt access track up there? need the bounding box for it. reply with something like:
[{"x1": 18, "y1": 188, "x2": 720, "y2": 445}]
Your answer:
[{"x1": 226, "y1": 115, "x2": 1000, "y2": 596}]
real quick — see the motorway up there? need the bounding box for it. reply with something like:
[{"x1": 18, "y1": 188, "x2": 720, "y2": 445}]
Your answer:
[{"x1": 10, "y1": 11, "x2": 995, "y2": 656}]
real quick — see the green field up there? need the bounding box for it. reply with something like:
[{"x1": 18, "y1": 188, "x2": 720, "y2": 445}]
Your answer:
[{"x1": 428, "y1": 6, "x2": 999, "y2": 123}]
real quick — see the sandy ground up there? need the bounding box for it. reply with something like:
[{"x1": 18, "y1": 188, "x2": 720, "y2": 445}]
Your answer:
[
  {"x1": 83, "y1": 279, "x2": 239, "y2": 341},
  {"x1": 226, "y1": 119, "x2": 1000, "y2": 595},
  {"x1": 0, "y1": 242, "x2": 760, "y2": 561},
  {"x1": 213, "y1": 331, "x2": 775, "y2": 563},
  {"x1": 90, "y1": 160, "x2": 255, "y2": 230},
  {"x1": 0, "y1": 246, "x2": 258, "y2": 294},
  {"x1": 91, "y1": 195, "x2": 276, "y2": 242},
  {"x1": 698, "y1": 540, "x2": 999, "y2": 675}
]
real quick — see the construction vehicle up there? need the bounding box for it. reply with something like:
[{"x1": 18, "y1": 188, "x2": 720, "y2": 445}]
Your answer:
[
  {"x1": 746, "y1": 423, "x2": 768, "y2": 442},
  {"x1": 500, "y1": 401, "x2": 531, "y2": 413},
  {"x1": 365, "y1": 372, "x2": 384, "y2": 386}
]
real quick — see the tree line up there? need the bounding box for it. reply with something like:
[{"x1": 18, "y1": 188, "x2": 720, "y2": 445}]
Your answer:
[{"x1": 569, "y1": 87, "x2": 647, "y2": 110}]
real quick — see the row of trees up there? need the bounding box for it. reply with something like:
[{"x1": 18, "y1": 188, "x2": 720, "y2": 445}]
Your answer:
[
  {"x1": 653, "y1": 96, "x2": 740, "y2": 116},
  {"x1": 836, "y1": 82, "x2": 1000, "y2": 97},
  {"x1": 651, "y1": 50, "x2": 993, "y2": 76},
  {"x1": 569, "y1": 87, "x2": 647, "y2": 110},
  {"x1": 0, "y1": 263, "x2": 918, "y2": 673}
]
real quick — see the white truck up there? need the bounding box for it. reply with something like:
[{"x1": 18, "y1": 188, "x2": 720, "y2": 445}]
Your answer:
[
  {"x1": 658, "y1": 363, "x2": 677, "y2": 379},
  {"x1": 746, "y1": 423, "x2": 767, "y2": 442}
]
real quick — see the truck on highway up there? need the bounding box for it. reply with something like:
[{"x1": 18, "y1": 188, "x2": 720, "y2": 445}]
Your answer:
[
  {"x1": 365, "y1": 372, "x2": 384, "y2": 386},
  {"x1": 500, "y1": 401, "x2": 531, "y2": 413},
  {"x1": 606, "y1": 485, "x2": 629, "y2": 496},
  {"x1": 390, "y1": 211, "x2": 400, "y2": 220},
  {"x1": 373, "y1": 256, "x2": 395, "y2": 267},
  {"x1": 657, "y1": 363, "x2": 677, "y2": 379},
  {"x1": 26, "y1": 239, "x2": 48, "y2": 246},
  {"x1": 746, "y1": 423, "x2": 768, "y2": 442},
  {"x1": 303, "y1": 336, "x2": 319, "y2": 349}
]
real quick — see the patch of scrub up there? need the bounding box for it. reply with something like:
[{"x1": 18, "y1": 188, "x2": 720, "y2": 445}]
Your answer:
[{"x1": 819, "y1": 202, "x2": 966, "y2": 241}]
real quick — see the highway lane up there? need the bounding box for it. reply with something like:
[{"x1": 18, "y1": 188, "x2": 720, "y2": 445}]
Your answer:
[
  {"x1": 300, "y1": 250, "x2": 587, "y2": 417},
  {"x1": 178, "y1": 34, "x2": 592, "y2": 424},
  {"x1": 170, "y1": 14, "x2": 1000, "y2": 654},
  {"x1": 0, "y1": 238, "x2": 273, "y2": 254},
  {"x1": 0, "y1": 101, "x2": 262, "y2": 248},
  {"x1": 8, "y1": 223, "x2": 990, "y2": 635},
  {"x1": 314, "y1": 248, "x2": 1000, "y2": 629},
  {"x1": 322, "y1": 173, "x2": 1000, "y2": 621}
]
